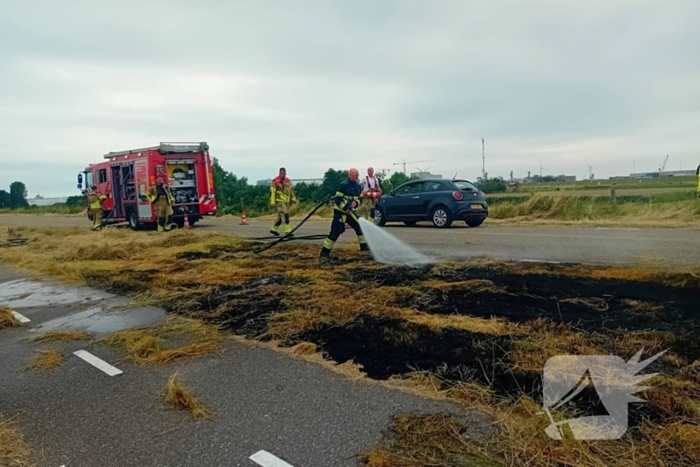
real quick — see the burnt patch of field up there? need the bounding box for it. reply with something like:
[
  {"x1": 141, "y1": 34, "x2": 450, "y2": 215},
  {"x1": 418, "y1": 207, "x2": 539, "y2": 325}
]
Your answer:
[
  {"x1": 345, "y1": 265, "x2": 434, "y2": 286},
  {"x1": 412, "y1": 270, "x2": 698, "y2": 335},
  {"x1": 297, "y1": 315, "x2": 535, "y2": 397}
]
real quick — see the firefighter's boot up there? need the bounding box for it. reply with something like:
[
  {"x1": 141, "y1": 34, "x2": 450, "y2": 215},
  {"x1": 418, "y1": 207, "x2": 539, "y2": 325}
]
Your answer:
[
  {"x1": 164, "y1": 216, "x2": 172, "y2": 232},
  {"x1": 270, "y1": 221, "x2": 281, "y2": 236},
  {"x1": 360, "y1": 242, "x2": 370, "y2": 252},
  {"x1": 157, "y1": 218, "x2": 165, "y2": 232},
  {"x1": 319, "y1": 247, "x2": 331, "y2": 262},
  {"x1": 283, "y1": 213, "x2": 293, "y2": 237}
]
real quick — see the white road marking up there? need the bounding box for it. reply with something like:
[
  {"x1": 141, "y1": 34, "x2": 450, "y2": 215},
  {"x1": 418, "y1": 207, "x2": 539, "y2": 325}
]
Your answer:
[
  {"x1": 521, "y1": 259, "x2": 562, "y2": 264},
  {"x1": 249, "y1": 450, "x2": 295, "y2": 467},
  {"x1": 11, "y1": 310, "x2": 30, "y2": 323},
  {"x1": 73, "y1": 350, "x2": 123, "y2": 376},
  {"x1": 596, "y1": 227, "x2": 641, "y2": 231}
]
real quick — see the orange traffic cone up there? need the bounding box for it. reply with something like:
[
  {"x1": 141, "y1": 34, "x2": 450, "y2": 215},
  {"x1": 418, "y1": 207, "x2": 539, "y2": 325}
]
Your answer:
[
  {"x1": 183, "y1": 212, "x2": 190, "y2": 229},
  {"x1": 240, "y1": 210, "x2": 249, "y2": 225}
]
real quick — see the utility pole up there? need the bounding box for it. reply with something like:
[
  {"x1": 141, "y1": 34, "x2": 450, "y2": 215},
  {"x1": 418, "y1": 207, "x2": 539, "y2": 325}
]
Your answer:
[{"x1": 481, "y1": 138, "x2": 486, "y2": 181}]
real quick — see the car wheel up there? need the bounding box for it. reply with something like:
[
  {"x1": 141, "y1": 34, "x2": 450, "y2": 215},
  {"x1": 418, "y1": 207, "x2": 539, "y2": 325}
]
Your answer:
[
  {"x1": 465, "y1": 219, "x2": 484, "y2": 227},
  {"x1": 127, "y1": 209, "x2": 142, "y2": 231},
  {"x1": 431, "y1": 206, "x2": 453, "y2": 228},
  {"x1": 403, "y1": 221, "x2": 417, "y2": 227},
  {"x1": 375, "y1": 207, "x2": 387, "y2": 226}
]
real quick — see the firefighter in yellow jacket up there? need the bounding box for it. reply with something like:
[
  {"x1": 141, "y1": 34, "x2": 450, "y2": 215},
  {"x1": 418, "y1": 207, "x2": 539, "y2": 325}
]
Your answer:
[
  {"x1": 147, "y1": 177, "x2": 175, "y2": 232},
  {"x1": 270, "y1": 167, "x2": 297, "y2": 236},
  {"x1": 696, "y1": 164, "x2": 700, "y2": 198},
  {"x1": 87, "y1": 185, "x2": 107, "y2": 231}
]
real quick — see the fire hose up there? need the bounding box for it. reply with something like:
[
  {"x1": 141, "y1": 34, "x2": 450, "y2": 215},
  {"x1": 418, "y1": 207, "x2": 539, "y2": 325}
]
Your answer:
[{"x1": 252, "y1": 195, "x2": 332, "y2": 254}]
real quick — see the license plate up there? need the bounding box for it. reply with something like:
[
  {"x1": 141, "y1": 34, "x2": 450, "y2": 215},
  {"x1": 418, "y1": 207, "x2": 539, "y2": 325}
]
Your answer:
[{"x1": 471, "y1": 204, "x2": 482, "y2": 209}]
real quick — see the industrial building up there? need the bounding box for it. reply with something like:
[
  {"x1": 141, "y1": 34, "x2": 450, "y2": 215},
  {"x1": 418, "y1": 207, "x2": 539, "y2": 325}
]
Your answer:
[
  {"x1": 629, "y1": 170, "x2": 696, "y2": 179},
  {"x1": 28, "y1": 196, "x2": 69, "y2": 207}
]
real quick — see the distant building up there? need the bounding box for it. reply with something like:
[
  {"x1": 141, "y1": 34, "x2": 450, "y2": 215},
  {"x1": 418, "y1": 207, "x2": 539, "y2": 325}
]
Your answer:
[
  {"x1": 630, "y1": 170, "x2": 695, "y2": 179},
  {"x1": 28, "y1": 196, "x2": 69, "y2": 207},
  {"x1": 410, "y1": 171, "x2": 443, "y2": 179},
  {"x1": 256, "y1": 178, "x2": 323, "y2": 186},
  {"x1": 523, "y1": 174, "x2": 576, "y2": 183}
]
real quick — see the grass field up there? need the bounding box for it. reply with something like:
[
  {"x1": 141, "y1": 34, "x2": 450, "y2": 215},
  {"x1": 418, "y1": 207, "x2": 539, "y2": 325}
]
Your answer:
[
  {"x1": 1, "y1": 225, "x2": 699, "y2": 466},
  {"x1": 512, "y1": 175, "x2": 698, "y2": 193}
]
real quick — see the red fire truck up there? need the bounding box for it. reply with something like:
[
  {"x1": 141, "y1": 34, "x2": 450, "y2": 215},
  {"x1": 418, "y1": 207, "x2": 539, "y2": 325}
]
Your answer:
[{"x1": 78, "y1": 142, "x2": 217, "y2": 230}]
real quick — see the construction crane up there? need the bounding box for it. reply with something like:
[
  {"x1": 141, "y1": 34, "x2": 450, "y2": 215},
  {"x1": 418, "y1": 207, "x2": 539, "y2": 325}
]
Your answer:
[
  {"x1": 659, "y1": 154, "x2": 669, "y2": 173},
  {"x1": 392, "y1": 159, "x2": 435, "y2": 175}
]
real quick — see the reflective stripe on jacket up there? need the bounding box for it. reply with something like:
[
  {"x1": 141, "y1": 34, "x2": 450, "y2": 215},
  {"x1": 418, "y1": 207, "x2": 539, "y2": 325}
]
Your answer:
[
  {"x1": 270, "y1": 176, "x2": 296, "y2": 204},
  {"x1": 333, "y1": 178, "x2": 362, "y2": 212},
  {"x1": 147, "y1": 185, "x2": 174, "y2": 205}
]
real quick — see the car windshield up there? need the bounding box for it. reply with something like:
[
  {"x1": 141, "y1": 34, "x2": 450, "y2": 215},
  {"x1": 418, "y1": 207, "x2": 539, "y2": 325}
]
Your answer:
[{"x1": 453, "y1": 181, "x2": 477, "y2": 191}]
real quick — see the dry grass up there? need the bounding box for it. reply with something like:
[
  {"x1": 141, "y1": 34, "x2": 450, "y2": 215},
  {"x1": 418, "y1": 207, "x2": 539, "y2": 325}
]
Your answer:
[
  {"x1": 101, "y1": 316, "x2": 222, "y2": 365},
  {"x1": 26, "y1": 350, "x2": 63, "y2": 372},
  {"x1": 289, "y1": 341, "x2": 318, "y2": 356},
  {"x1": 29, "y1": 330, "x2": 92, "y2": 343},
  {"x1": 0, "y1": 306, "x2": 21, "y2": 330},
  {"x1": 0, "y1": 419, "x2": 32, "y2": 467},
  {"x1": 3, "y1": 225, "x2": 700, "y2": 467},
  {"x1": 164, "y1": 373, "x2": 212, "y2": 418}
]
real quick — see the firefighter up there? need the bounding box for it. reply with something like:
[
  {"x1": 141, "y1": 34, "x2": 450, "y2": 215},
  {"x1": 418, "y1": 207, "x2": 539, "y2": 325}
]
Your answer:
[
  {"x1": 147, "y1": 177, "x2": 175, "y2": 232},
  {"x1": 361, "y1": 166, "x2": 382, "y2": 222},
  {"x1": 270, "y1": 167, "x2": 297, "y2": 236},
  {"x1": 696, "y1": 164, "x2": 700, "y2": 198},
  {"x1": 320, "y1": 168, "x2": 369, "y2": 259},
  {"x1": 87, "y1": 185, "x2": 106, "y2": 231}
]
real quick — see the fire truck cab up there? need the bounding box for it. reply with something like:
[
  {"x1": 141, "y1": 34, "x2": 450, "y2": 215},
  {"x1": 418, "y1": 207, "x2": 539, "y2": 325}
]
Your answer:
[{"x1": 77, "y1": 142, "x2": 217, "y2": 230}]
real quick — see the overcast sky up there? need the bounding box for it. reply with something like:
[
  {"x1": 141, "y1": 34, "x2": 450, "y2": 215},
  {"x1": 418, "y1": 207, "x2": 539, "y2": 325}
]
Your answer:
[{"x1": 1, "y1": 0, "x2": 699, "y2": 197}]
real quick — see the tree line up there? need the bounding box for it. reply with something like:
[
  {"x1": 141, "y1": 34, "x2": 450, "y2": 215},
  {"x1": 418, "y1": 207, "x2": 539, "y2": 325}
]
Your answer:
[
  {"x1": 2, "y1": 159, "x2": 504, "y2": 213},
  {"x1": 0, "y1": 182, "x2": 29, "y2": 209},
  {"x1": 212, "y1": 158, "x2": 415, "y2": 215}
]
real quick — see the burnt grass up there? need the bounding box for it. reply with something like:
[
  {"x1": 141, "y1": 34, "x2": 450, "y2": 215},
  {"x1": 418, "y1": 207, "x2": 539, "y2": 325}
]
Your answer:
[{"x1": 167, "y1": 262, "x2": 697, "y2": 427}]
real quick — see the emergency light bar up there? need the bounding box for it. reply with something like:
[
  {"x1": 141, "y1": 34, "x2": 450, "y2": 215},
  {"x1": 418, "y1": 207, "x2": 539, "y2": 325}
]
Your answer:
[
  {"x1": 159, "y1": 142, "x2": 209, "y2": 154},
  {"x1": 103, "y1": 142, "x2": 209, "y2": 159}
]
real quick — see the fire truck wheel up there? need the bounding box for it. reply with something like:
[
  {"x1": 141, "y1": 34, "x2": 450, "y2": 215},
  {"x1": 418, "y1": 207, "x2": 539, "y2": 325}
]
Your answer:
[{"x1": 127, "y1": 209, "x2": 143, "y2": 231}]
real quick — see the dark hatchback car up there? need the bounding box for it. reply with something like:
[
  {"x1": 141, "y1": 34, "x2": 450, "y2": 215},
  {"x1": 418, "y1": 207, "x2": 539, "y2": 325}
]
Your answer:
[{"x1": 375, "y1": 179, "x2": 488, "y2": 228}]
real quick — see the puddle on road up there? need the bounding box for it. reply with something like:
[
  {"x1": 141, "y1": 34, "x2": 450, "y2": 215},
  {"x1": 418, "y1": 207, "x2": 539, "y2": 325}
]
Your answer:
[
  {"x1": 37, "y1": 305, "x2": 166, "y2": 337},
  {"x1": 0, "y1": 279, "x2": 111, "y2": 308},
  {"x1": 0, "y1": 278, "x2": 165, "y2": 336}
]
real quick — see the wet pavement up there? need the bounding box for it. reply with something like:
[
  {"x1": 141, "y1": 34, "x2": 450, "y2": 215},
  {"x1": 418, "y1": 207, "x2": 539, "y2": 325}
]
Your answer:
[
  {"x1": 0, "y1": 276, "x2": 165, "y2": 337},
  {"x1": 0, "y1": 264, "x2": 492, "y2": 467}
]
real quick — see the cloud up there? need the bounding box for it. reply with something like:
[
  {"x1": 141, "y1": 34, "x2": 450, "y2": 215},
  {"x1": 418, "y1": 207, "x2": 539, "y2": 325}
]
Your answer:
[{"x1": 1, "y1": 0, "x2": 699, "y2": 196}]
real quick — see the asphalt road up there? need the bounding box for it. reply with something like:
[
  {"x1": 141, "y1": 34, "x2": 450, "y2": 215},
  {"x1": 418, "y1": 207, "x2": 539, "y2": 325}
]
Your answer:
[
  {"x1": 0, "y1": 266, "x2": 494, "y2": 467},
  {"x1": 2, "y1": 214, "x2": 699, "y2": 265}
]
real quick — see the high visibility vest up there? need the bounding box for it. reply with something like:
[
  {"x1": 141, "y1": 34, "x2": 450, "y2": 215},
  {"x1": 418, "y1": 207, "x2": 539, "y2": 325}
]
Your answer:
[
  {"x1": 87, "y1": 192, "x2": 106, "y2": 210},
  {"x1": 270, "y1": 176, "x2": 296, "y2": 204}
]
